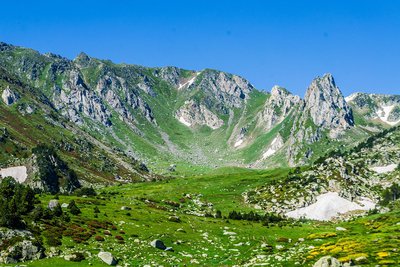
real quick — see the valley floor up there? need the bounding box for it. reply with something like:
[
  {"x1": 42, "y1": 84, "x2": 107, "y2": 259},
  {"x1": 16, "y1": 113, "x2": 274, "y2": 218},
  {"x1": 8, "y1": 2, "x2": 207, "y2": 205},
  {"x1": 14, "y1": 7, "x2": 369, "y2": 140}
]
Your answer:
[{"x1": 6, "y1": 168, "x2": 400, "y2": 266}]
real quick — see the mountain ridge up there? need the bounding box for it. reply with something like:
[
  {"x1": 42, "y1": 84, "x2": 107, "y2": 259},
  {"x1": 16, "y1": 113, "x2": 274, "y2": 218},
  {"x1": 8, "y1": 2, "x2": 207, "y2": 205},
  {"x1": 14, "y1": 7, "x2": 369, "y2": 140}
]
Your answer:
[{"x1": 0, "y1": 41, "x2": 399, "y2": 185}]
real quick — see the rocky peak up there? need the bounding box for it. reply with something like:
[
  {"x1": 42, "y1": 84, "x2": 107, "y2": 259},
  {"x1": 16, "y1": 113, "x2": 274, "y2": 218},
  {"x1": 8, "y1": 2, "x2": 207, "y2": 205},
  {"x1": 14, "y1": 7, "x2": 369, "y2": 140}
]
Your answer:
[
  {"x1": 0, "y1": 42, "x2": 14, "y2": 52},
  {"x1": 73, "y1": 52, "x2": 92, "y2": 68},
  {"x1": 257, "y1": 86, "x2": 300, "y2": 131},
  {"x1": 304, "y1": 73, "x2": 354, "y2": 138}
]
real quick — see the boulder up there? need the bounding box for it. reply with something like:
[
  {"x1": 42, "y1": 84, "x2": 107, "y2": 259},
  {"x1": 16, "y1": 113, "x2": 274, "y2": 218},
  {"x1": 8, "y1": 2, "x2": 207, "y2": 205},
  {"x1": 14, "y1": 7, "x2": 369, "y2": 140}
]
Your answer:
[
  {"x1": 313, "y1": 256, "x2": 342, "y2": 267},
  {"x1": 150, "y1": 239, "x2": 166, "y2": 250},
  {"x1": 98, "y1": 251, "x2": 116, "y2": 266},
  {"x1": 1, "y1": 87, "x2": 19, "y2": 106},
  {"x1": 48, "y1": 199, "x2": 59, "y2": 210},
  {"x1": 0, "y1": 240, "x2": 44, "y2": 263}
]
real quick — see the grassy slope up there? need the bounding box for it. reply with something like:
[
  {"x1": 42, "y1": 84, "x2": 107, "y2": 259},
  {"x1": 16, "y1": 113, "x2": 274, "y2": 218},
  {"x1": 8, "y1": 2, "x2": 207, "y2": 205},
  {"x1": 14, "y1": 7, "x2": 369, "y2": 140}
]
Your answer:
[{"x1": 11, "y1": 167, "x2": 400, "y2": 267}]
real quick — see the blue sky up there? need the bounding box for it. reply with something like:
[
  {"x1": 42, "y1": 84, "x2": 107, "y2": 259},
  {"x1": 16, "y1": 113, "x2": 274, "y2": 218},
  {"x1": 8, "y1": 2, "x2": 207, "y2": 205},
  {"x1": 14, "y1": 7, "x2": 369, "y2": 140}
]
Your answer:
[{"x1": 1, "y1": 0, "x2": 399, "y2": 96}]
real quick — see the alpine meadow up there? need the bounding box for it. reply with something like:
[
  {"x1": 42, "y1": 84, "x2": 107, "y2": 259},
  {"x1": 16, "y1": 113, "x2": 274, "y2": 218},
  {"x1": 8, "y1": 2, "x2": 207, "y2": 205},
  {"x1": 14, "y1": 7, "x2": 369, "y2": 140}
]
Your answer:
[{"x1": 0, "y1": 1, "x2": 400, "y2": 267}]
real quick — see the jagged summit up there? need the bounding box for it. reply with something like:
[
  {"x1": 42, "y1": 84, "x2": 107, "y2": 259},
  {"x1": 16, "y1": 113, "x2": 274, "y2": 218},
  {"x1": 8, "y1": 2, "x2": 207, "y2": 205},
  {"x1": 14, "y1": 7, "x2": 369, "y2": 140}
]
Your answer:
[{"x1": 304, "y1": 73, "x2": 354, "y2": 137}]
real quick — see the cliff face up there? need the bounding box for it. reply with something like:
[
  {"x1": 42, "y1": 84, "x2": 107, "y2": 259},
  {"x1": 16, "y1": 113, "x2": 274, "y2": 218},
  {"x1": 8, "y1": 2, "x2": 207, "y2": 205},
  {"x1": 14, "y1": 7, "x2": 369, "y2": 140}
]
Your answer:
[{"x1": 304, "y1": 74, "x2": 354, "y2": 138}]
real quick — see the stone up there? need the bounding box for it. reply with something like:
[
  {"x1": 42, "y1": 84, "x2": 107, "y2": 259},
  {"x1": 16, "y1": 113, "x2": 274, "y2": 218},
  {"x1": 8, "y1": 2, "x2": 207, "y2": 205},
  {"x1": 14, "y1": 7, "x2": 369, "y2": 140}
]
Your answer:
[
  {"x1": 312, "y1": 256, "x2": 342, "y2": 267},
  {"x1": 48, "y1": 199, "x2": 59, "y2": 210},
  {"x1": 150, "y1": 239, "x2": 166, "y2": 250},
  {"x1": 336, "y1": 227, "x2": 347, "y2": 231},
  {"x1": 355, "y1": 256, "x2": 368, "y2": 264},
  {"x1": 61, "y1": 203, "x2": 69, "y2": 208},
  {"x1": 165, "y1": 247, "x2": 174, "y2": 252},
  {"x1": 1, "y1": 86, "x2": 19, "y2": 106},
  {"x1": 98, "y1": 251, "x2": 117, "y2": 266},
  {"x1": 120, "y1": 206, "x2": 131, "y2": 211},
  {"x1": 0, "y1": 239, "x2": 44, "y2": 264},
  {"x1": 64, "y1": 254, "x2": 77, "y2": 261}
]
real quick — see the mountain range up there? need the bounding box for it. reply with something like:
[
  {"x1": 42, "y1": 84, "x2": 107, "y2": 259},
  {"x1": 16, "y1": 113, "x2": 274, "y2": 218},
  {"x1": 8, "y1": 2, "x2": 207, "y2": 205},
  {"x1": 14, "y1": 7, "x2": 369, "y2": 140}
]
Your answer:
[{"x1": 0, "y1": 41, "x2": 399, "y2": 190}]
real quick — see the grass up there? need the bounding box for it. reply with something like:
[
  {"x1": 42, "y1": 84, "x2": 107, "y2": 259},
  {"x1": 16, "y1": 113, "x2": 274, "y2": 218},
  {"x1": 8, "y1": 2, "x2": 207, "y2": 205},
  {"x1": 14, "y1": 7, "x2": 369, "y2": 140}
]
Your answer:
[{"x1": 6, "y1": 167, "x2": 398, "y2": 267}]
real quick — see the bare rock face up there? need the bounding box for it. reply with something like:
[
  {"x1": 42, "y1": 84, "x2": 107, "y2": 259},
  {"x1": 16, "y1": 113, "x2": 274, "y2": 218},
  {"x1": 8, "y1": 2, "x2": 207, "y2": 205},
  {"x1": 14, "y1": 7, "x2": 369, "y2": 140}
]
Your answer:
[
  {"x1": 304, "y1": 74, "x2": 354, "y2": 138},
  {"x1": 257, "y1": 86, "x2": 300, "y2": 131},
  {"x1": 52, "y1": 69, "x2": 112, "y2": 126},
  {"x1": 175, "y1": 100, "x2": 224, "y2": 129},
  {"x1": 96, "y1": 74, "x2": 155, "y2": 124},
  {"x1": 1, "y1": 86, "x2": 19, "y2": 105},
  {"x1": 195, "y1": 70, "x2": 254, "y2": 109},
  {"x1": 285, "y1": 74, "x2": 354, "y2": 166},
  {"x1": 152, "y1": 66, "x2": 183, "y2": 88}
]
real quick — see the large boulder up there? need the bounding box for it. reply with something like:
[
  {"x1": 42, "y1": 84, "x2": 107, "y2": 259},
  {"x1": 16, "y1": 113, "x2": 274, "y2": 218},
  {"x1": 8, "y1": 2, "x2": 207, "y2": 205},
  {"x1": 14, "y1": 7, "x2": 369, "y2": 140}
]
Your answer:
[
  {"x1": 48, "y1": 199, "x2": 59, "y2": 210},
  {"x1": 0, "y1": 229, "x2": 44, "y2": 264},
  {"x1": 98, "y1": 251, "x2": 116, "y2": 266},
  {"x1": 1, "y1": 86, "x2": 19, "y2": 106},
  {"x1": 313, "y1": 256, "x2": 342, "y2": 267},
  {"x1": 150, "y1": 239, "x2": 166, "y2": 250},
  {"x1": 0, "y1": 234, "x2": 44, "y2": 264}
]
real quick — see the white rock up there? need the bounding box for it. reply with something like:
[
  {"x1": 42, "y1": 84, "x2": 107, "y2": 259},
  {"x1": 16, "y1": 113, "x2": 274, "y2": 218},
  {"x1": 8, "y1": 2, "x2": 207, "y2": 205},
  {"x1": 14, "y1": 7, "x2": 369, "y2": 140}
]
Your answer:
[{"x1": 98, "y1": 252, "x2": 116, "y2": 266}]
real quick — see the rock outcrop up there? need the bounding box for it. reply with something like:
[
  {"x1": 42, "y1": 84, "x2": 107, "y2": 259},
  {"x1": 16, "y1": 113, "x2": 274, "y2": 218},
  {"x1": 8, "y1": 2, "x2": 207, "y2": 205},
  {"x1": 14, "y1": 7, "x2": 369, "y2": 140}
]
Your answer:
[
  {"x1": 257, "y1": 86, "x2": 300, "y2": 131},
  {"x1": 0, "y1": 229, "x2": 44, "y2": 264},
  {"x1": 1, "y1": 86, "x2": 19, "y2": 105},
  {"x1": 195, "y1": 69, "x2": 254, "y2": 109},
  {"x1": 176, "y1": 100, "x2": 224, "y2": 129},
  {"x1": 285, "y1": 74, "x2": 354, "y2": 165},
  {"x1": 98, "y1": 251, "x2": 117, "y2": 266},
  {"x1": 312, "y1": 256, "x2": 342, "y2": 267},
  {"x1": 304, "y1": 73, "x2": 354, "y2": 138}
]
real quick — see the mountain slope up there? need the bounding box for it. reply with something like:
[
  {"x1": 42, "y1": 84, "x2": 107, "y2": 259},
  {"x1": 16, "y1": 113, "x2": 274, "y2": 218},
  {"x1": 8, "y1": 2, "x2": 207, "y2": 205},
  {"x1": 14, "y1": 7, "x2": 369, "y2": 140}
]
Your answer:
[
  {"x1": 245, "y1": 125, "x2": 400, "y2": 219},
  {"x1": 0, "y1": 41, "x2": 397, "y2": 178}
]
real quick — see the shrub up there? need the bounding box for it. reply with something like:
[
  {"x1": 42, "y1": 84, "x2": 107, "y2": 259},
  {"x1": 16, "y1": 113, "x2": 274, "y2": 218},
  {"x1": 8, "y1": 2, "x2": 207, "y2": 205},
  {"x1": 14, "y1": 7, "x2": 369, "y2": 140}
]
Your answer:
[
  {"x1": 52, "y1": 204, "x2": 63, "y2": 217},
  {"x1": 215, "y1": 210, "x2": 222, "y2": 219},
  {"x1": 94, "y1": 206, "x2": 100, "y2": 213},
  {"x1": 68, "y1": 200, "x2": 81, "y2": 215},
  {"x1": 70, "y1": 252, "x2": 85, "y2": 262},
  {"x1": 75, "y1": 187, "x2": 97, "y2": 197},
  {"x1": 115, "y1": 235, "x2": 124, "y2": 240},
  {"x1": 94, "y1": 235, "x2": 105, "y2": 241}
]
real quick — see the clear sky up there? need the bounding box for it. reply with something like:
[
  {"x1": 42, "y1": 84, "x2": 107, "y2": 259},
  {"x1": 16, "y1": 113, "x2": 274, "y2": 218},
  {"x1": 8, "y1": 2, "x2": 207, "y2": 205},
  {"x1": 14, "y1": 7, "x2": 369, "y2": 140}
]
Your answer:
[{"x1": 1, "y1": 0, "x2": 399, "y2": 97}]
